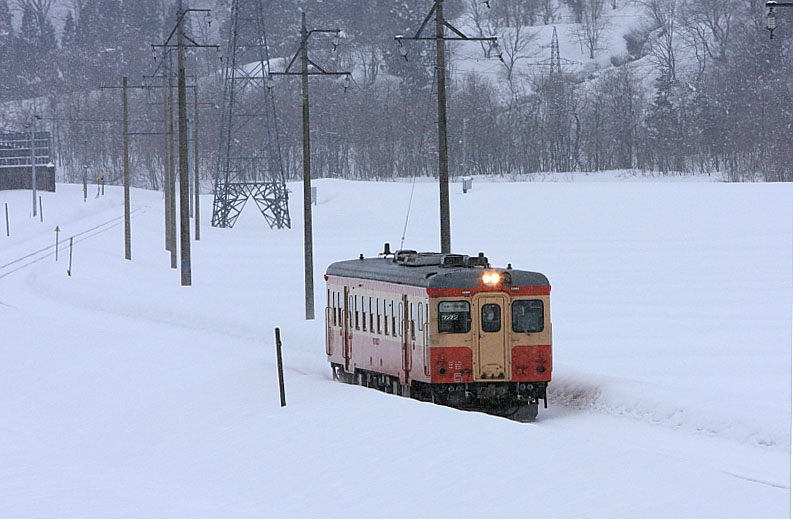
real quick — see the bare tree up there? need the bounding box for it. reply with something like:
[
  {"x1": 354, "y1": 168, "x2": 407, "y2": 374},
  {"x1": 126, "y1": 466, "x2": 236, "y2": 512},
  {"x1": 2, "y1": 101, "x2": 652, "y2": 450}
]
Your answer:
[
  {"x1": 679, "y1": 0, "x2": 735, "y2": 69},
  {"x1": 540, "y1": 0, "x2": 558, "y2": 24},
  {"x1": 575, "y1": 0, "x2": 607, "y2": 60},
  {"x1": 498, "y1": 24, "x2": 538, "y2": 83},
  {"x1": 11, "y1": 0, "x2": 55, "y2": 31},
  {"x1": 642, "y1": 0, "x2": 678, "y2": 80},
  {"x1": 67, "y1": 0, "x2": 87, "y2": 19},
  {"x1": 465, "y1": 0, "x2": 497, "y2": 57}
]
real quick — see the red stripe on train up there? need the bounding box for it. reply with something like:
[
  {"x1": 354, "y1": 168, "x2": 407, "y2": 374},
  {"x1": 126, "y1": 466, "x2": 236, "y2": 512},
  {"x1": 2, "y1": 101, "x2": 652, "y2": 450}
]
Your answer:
[{"x1": 427, "y1": 285, "x2": 550, "y2": 297}]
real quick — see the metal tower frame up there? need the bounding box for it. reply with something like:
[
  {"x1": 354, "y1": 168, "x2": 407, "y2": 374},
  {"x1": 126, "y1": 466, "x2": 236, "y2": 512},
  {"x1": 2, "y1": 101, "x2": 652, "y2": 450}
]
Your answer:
[
  {"x1": 211, "y1": 0, "x2": 290, "y2": 229},
  {"x1": 550, "y1": 26, "x2": 562, "y2": 77}
]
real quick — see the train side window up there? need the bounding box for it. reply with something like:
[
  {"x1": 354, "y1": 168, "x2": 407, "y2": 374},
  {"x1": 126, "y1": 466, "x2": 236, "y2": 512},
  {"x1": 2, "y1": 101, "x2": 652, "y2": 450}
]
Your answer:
[
  {"x1": 398, "y1": 302, "x2": 403, "y2": 337},
  {"x1": 382, "y1": 301, "x2": 386, "y2": 335},
  {"x1": 332, "y1": 292, "x2": 338, "y2": 326},
  {"x1": 362, "y1": 296, "x2": 367, "y2": 331},
  {"x1": 391, "y1": 302, "x2": 397, "y2": 337},
  {"x1": 349, "y1": 295, "x2": 353, "y2": 324},
  {"x1": 369, "y1": 298, "x2": 374, "y2": 333},
  {"x1": 438, "y1": 301, "x2": 471, "y2": 334},
  {"x1": 355, "y1": 296, "x2": 359, "y2": 330},
  {"x1": 377, "y1": 299, "x2": 382, "y2": 334},
  {"x1": 410, "y1": 303, "x2": 416, "y2": 340},
  {"x1": 512, "y1": 300, "x2": 544, "y2": 333},
  {"x1": 418, "y1": 302, "x2": 424, "y2": 331}
]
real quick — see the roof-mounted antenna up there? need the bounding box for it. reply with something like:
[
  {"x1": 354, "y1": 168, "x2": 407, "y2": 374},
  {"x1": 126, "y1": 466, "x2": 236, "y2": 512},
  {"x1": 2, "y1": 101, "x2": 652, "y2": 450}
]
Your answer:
[
  {"x1": 380, "y1": 242, "x2": 392, "y2": 257},
  {"x1": 399, "y1": 176, "x2": 417, "y2": 251}
]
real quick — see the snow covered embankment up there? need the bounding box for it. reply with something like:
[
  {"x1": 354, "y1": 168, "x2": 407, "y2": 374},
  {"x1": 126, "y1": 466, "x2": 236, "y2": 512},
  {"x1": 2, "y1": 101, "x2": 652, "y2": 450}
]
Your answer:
[{"x1": 549, "y1": 370, "x2": 788, "y2": 450}]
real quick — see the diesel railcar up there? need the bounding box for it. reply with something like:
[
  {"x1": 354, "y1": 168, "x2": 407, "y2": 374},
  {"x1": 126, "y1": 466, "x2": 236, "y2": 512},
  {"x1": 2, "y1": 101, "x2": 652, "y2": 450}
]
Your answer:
[{"x1": 325, "y1": 245, "x2": 552, "y2": 420}]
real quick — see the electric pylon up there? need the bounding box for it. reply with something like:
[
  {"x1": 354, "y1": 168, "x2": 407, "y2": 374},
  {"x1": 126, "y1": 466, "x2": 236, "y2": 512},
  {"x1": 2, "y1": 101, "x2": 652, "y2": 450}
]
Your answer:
[
  {"x1": 211, "y1": 0, "x2": 290, "y2": 229},
  {"x1": 550, "y1": 26, "x2": 562, "y2": 77}
]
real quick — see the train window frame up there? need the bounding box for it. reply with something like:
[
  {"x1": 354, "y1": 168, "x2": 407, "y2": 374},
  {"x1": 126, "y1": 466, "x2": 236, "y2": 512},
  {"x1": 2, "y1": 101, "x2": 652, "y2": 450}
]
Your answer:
[
  {"x1": 349, "y1": 295, "x2": 353, "y2": 325},
  {"x1": 512, "y1": 299, "x2": 544, "y2": 333},
  {"x1": 410, "y1": 303, "x2": 416, "y2": 340},
  {"x1": 354, "y1": 295, "x2": 359, "y2": 330},
  {"x1": 383, "y1": 299, "x2": 388, "y2": 336},
  {"x1": 398, "y1": 302, "x2": 404, "y2": 337},
  {"x1": 438, "y1": 301, "x2": 471, "y2": 334},
  {"x1": 391, "y1": 301, "x2": 397, "y2": 337},
  {"x1": 481, "y1": 303, "x2": 501, "y2": 333},
  {"x1": 362, "y1": 296, "x2": 367, "y2": 331},
  {"x1": 418, "y1": 302, "x2": 424, "y2": 331},
  {"x1": 377, "y1": 299, "x2": 382, "y2": 334},
  {"x1": 333, "y1": 292, "x2": 338, "y2": 327},
  {"x1": 369, "y1": 298, "x2": 374, "y2": 334}
]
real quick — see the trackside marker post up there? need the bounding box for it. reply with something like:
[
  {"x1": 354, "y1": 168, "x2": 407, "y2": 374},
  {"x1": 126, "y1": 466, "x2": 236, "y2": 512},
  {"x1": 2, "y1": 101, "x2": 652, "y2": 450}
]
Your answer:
[
  {"x1": 67, "y1": 237, "x2": 73, "y2": 276},
  {"x1": 275, "y1": 328, "x2": 286, "y2": 407},
  {"x1": 4, "y1": 203, "x2": 9, "y2": 236},
  {"x1": 39, "y1": 196, "x2": 42, "y2": 222},
  {"x1": 54, "y1": 226, "x2": 60, "y2": 261}
]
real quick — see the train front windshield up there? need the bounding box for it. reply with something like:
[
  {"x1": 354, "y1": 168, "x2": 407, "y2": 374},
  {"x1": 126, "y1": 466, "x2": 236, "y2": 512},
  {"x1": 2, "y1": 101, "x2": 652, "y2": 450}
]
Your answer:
[
  {"x1": 438, "y1": 301, "x2": 471, "y2": 333},
  {"x1": 512, "y1": 300, "x2": 544, "y2": 333}
]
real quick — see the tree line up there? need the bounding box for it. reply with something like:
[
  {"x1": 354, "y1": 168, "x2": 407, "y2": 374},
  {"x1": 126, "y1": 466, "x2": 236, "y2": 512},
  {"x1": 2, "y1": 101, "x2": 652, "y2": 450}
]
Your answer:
[{"x1": 1, "y1": 0, "x2": 790, "y2": 188}]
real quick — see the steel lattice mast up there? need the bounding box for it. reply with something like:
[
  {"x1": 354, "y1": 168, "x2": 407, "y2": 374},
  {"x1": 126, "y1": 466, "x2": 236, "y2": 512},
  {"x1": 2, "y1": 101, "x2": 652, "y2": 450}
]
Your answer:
[{"x1": 211, "y1": 0, "x2": 290, "y2": 229}]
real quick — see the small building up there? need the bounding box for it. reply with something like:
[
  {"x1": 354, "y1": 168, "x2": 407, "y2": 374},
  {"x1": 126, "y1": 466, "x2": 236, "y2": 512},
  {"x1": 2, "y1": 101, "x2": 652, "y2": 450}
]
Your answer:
[{"x1": 0, "y1": 131, "x2": 56, "y2": 192}]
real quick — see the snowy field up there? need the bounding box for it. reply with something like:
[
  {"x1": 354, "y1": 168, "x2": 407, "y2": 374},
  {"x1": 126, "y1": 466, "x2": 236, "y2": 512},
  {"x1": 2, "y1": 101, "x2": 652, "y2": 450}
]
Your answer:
[{"x1": 0, "y1": 176, "x2": 790, "y2": 518}]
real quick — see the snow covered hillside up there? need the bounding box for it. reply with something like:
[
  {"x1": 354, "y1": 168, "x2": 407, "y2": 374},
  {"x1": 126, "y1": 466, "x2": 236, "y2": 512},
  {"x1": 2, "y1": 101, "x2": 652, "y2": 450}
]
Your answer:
[{"x1": 0, "y1": 177, "x2": 790, "y2": 518}]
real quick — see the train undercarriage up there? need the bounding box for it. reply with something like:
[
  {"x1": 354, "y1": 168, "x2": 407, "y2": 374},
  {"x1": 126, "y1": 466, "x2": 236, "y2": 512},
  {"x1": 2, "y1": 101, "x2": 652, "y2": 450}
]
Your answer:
[{"x1": 331, "y1": 363, "x2": 546, "y2": 422}]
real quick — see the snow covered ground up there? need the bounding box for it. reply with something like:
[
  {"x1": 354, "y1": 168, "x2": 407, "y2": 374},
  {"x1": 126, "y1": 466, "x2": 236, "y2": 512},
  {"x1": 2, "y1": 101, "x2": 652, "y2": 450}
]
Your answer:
[{"x1": 0, "y1": 176, "x2": 790, "y2": 518}]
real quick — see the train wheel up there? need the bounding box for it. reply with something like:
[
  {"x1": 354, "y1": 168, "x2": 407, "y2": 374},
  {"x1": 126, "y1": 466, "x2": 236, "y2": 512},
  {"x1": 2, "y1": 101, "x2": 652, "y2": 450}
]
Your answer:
[{"x1": 512, "y1": 403, "x2": 539, "y2": 423}]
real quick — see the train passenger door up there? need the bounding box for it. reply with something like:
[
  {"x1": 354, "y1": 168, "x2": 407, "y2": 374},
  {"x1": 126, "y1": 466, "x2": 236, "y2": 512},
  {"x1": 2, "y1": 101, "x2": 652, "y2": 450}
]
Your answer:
[
  {"x1": 343, "y1": 286, "x2": 352, "y2": 371},
  {"x1": 473, "y1": 293, "x2": 509, "y2": 380}
]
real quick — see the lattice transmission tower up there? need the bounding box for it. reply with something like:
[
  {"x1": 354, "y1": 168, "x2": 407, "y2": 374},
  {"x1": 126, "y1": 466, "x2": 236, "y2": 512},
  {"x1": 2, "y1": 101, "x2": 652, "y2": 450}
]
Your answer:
[
  {"x1": 211, "y1": 0, "x2": 290, "y2": 229},
  {"x1": 550, "y1": 26, "x2": 562, "y2": 77}
]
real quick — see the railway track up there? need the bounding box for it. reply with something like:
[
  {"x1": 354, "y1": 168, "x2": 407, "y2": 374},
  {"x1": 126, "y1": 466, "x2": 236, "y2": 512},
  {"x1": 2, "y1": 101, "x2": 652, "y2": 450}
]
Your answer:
[{"x1": 0, "y1": 207, "x2": 147, "y2": 280}]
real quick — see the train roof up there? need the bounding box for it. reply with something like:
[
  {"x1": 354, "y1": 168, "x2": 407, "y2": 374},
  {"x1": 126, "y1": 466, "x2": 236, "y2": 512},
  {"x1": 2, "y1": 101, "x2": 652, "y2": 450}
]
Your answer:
[{"x1": 326, "y1": 251, "x2": 549, "y2": 289}]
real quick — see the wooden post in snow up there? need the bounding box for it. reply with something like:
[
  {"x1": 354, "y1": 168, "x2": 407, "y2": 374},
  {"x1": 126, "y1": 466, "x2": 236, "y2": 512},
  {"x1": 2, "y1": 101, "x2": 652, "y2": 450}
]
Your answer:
[
  {"x1": 54, "y1": 225, "x2": 60, "y2": 261},
  {"x1": 67, "y1": 237, "x2": 73, "y2": 276},
  {"x1": 275, "y1": 327, "x2": 286, "y2": 407}
]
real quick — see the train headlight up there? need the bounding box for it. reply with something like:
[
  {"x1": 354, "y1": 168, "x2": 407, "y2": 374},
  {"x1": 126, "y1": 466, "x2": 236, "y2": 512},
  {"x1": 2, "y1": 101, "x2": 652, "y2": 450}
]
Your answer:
[{"x1": 482, "y1": 272, "x2": 500, "y2": 285}]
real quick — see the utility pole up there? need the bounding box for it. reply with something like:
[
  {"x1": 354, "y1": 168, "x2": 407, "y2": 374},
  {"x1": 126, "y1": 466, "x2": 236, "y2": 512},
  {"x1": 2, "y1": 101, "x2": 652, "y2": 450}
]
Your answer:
[
  {"x1": 152, "y1": 6, "x2": 217, "y2": 281},
  {"x1": 123, "y1": 76, "x2": 131, "y2": 261},
  {"x1": 396, "y1": 1, "x2": 499, "y2": 253},
  {"x1": 168, "y1": 55, "x2": 177, "y2": 270},
  {"x1": 104, "y1": 78, "x2": 204, "y2": 261},
  {"x1": 176, "y1": 0, "x2": 192, "y2": 286},
  {"x1": 270, "y1": 11, "x2": 350, "y2": 321},
  {"x1": 193, "y1": 84, "x2": 200, "y2": 241},
  {"x1": 299, "y1": 12, "x2": 313, "y2": 319},
  {"x1": 82, "y1": 139, "x2": 87, "y2": 202},
  {"x1": 162, "y1": 65, "x2": 172, "y2": 254},
  {"x1": 30, "y1": 115, "x2": 39, "y2": 218},
  {"x1": 435, "y1": 1, "x2": 449, "y2": 253},
  {"x1": 461, "y1": 117, "x2": 467, "y2": 178}
]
